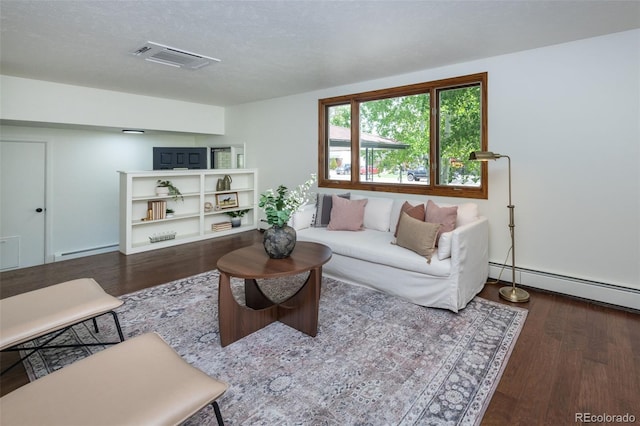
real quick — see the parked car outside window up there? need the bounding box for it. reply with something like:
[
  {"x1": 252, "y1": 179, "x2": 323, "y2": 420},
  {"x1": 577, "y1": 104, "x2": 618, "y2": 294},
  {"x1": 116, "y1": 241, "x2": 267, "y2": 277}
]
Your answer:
[{"x1": 406, "y1": 166, "x2": 428, "y2": 181}]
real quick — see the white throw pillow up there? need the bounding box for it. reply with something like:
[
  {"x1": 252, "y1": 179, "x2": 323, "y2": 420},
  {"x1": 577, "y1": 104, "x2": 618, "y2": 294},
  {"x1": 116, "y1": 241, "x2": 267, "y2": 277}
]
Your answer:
[
  {"x1": 352, "y1": 195, "x2": 394, "y2": 232},
  {"x1": 289, "y1": 203, "x2": 316, "y2": 231},
  {"x1": 437, "y1": 231, "x2": 453, "y2": 260},
  {"x1": 456, "y1": 203, "x2": 479, "y2": 227}
]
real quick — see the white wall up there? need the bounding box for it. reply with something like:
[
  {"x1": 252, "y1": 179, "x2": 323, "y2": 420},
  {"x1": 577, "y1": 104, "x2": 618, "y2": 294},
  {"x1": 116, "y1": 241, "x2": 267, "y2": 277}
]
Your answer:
[
  {"x1": 1, "y1": 75, "x2": 225, "y2": 134},
  {"x1": 222, "y1": 30, "x2": 640, "y2": 297},
  {"x1": 0, "y1": 125, "x2": 198, "y2": 262}
]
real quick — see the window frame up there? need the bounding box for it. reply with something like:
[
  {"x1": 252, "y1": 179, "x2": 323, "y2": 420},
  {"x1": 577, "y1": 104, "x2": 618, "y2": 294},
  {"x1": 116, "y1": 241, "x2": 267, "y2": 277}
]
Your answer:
[{"x1": 317, "y1": 72, "x2": 488, "y2": 199}]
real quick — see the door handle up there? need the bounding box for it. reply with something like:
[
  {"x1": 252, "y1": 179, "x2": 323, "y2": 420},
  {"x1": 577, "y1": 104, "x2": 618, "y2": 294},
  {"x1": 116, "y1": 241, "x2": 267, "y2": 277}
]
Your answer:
[{"x1": 35, "y1": 208, "x2": 44, "y2": 213}]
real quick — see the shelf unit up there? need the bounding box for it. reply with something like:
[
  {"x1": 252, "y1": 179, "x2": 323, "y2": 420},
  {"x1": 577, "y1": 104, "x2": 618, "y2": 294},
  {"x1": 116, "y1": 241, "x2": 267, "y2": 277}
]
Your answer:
[{"x1": 118, "y1": 169, "x2": 258, "y2": 255}]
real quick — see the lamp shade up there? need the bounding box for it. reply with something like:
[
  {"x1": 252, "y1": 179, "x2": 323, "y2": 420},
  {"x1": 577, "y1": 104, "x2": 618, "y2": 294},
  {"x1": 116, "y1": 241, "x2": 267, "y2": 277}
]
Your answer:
[{"x1": 468, "y1": 151, "x2": 503, "y2": 161}]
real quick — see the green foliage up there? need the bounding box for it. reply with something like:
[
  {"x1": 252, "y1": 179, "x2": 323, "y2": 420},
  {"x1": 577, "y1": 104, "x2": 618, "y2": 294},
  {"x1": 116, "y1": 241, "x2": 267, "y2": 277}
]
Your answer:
[
  {"x1": 329, "y1": 105, "x2": 351, "y2": 127},
  {"x1": 225, "y1": 209, "x2": 250, "y2": 218},
  {"x1": 156, "y1": 180, "x2": 184, "y2": 201},
  {"x1": 359, "y1": 94, "x2": 431, "y2": 169},
  {"x1": 259, "y1": 175, "x2": 316, "y2": 228},
  {"x1": 437, "y1": 86, "x2": 481, "y2": 183}
]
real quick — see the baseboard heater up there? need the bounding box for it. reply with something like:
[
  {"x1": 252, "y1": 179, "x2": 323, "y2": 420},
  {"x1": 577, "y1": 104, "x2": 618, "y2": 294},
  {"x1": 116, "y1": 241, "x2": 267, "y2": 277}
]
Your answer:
[
  {"x1": 54, "y1": 244, "x2": 119, "y2": 262},
  {"x1": 488, "y1": 262, "x2": 640, "y2": 311}
]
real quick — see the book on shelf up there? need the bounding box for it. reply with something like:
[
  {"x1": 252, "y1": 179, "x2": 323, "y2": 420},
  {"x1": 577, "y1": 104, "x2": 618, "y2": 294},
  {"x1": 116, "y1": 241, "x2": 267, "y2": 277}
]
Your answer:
[
  {"x1": 212, "y1": 221, "x2": 232, "y2": 232},
  {"x1": 147, "y1": 200, "x2": 167, "y2": 220}
]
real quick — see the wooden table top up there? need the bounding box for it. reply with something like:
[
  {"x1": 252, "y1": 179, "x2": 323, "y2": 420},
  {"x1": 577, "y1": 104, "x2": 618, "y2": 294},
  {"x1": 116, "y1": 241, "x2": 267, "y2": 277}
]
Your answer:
[{"x1": 216, "y1": 241, "x2": 332, "y2": 279}]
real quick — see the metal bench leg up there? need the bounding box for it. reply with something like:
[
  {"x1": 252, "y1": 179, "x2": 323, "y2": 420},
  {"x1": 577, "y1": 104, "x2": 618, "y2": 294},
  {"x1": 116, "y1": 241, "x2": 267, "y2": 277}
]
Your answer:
[
  {"x1": 1, "y1": 310, "x2": 126, "y2": 376},
  {"x1": 213, "y1": 401, "x2": 224, "y2": 426}
]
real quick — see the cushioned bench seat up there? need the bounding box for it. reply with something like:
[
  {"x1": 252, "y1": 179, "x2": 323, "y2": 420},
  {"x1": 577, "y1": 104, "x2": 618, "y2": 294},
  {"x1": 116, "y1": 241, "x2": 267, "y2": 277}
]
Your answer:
[
  {"x1": 0, "y1": 332, "x2": 229, "y2": 425},
  {"x1": 0, "y1": 278, "x2": 125, "y2": 375}
]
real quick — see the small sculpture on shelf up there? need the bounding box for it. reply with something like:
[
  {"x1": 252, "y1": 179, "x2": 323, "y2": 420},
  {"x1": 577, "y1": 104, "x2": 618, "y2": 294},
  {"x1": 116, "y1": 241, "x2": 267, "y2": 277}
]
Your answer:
[{"x1": 215, "y1": 175, "x2": 233, "y2": 191}]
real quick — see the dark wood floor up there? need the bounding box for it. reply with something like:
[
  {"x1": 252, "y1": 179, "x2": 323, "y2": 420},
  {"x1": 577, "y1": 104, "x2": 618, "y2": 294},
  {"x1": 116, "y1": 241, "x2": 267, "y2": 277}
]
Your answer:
[{"x1": 1, "y1": 230, "x2": 638, "y2": 425}]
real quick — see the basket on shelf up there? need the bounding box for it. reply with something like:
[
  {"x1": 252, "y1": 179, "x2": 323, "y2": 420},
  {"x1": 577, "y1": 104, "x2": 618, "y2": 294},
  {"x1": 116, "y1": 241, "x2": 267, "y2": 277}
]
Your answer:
[{"x1": 149, "y1": 231, "x2": 177, "y2": 243}]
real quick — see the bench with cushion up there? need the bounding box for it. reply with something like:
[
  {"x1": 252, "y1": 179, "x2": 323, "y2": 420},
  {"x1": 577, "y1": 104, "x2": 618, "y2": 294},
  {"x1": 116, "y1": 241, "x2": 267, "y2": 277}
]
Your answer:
[
  {"x1": 0, "y1": 278, "x2": 125, "y2": 375},
  {"x1": 0, "y1": 332, "x2": 229, "y2": 425}
]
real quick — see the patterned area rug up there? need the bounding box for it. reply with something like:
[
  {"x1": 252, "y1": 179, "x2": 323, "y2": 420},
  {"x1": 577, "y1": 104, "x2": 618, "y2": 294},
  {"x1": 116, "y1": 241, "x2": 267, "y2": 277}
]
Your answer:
[{"x1": 21, "y1": 270, "x2": 527, "y2": 425}]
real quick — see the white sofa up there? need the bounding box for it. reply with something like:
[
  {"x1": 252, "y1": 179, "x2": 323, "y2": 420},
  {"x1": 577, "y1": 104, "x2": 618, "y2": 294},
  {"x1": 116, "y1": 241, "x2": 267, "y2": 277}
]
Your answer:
[{"x1": 292, "y1": 195, "x2": 489, "y2": 312}]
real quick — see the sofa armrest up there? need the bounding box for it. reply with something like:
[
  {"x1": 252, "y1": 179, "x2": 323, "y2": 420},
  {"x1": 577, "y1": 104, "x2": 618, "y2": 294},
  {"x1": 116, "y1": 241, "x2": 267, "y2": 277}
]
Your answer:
[{"x1": 450, "y1": 216, "x2": 489, "y2": 308}]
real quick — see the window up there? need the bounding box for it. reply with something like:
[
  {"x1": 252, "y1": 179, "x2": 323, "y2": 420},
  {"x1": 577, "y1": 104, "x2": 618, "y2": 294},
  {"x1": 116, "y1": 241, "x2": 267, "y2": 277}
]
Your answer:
[{"x1": 318, "y1": 73, "x2": 487, "y2": 198}]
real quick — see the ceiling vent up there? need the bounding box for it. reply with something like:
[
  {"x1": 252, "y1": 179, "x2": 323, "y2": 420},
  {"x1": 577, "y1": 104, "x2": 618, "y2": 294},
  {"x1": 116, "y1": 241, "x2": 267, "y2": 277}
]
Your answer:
[{"x1": 130, "y1": 41, "x2": 220, "y2": 70}]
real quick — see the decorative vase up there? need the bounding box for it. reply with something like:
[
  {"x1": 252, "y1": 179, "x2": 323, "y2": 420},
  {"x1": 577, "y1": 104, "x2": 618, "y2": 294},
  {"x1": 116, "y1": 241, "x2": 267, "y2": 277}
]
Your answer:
[
  {"x1": 223, "y1": 174, "x2": 232, "y2": 191},
  {"x1": 263, "y1": 225, "x2": 296, "y2": 259}
]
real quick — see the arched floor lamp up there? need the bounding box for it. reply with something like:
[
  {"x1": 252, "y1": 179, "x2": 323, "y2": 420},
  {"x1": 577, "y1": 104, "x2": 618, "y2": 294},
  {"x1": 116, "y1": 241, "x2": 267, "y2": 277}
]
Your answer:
[{"x1": 469, "y1": 151, "x2": 530, "y2": 303}]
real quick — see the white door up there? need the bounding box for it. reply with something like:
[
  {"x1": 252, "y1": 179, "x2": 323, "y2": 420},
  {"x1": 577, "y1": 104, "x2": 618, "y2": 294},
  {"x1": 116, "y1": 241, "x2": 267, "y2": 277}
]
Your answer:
[{"x1": 0, "y1": 140, "x2": 46, "y2": 270}]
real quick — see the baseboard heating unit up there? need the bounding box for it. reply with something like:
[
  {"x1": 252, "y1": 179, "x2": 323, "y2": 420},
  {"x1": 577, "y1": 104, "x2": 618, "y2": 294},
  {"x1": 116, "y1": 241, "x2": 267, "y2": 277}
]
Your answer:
[
  {"x1": 54, "y1": 244, "x2": 119, "y2": 262},
  {"x1": 488, "y1": 262, "x2": 640, "y2": 311}
]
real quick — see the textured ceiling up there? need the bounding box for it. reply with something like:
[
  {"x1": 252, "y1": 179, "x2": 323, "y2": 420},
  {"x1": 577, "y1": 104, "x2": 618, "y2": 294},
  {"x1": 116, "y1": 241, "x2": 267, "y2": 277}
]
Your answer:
[{"x1": 1, "y1": 1, "x2": 638, "y2": 107}]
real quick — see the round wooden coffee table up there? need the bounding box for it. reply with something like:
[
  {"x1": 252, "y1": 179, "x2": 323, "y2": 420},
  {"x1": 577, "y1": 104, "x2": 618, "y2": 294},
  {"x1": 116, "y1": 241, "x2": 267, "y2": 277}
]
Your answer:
[{"x1": 216, "y1": 241, "x2": 332, "y2": 347}]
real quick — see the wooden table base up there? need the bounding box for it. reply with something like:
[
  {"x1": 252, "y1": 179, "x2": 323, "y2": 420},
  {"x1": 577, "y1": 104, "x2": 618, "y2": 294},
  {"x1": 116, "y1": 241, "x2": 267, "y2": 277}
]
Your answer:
[{"x1": 218, "y1": 267, "x2": 322, "y2": 347}]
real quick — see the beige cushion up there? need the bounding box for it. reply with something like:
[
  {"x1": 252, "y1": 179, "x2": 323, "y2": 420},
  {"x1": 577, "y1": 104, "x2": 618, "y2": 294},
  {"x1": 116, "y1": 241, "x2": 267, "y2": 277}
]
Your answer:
[
  {"x1": 0, "y1": 278, "x2": 123, "y2": 350},
  {"x1": 394, "y1": 201, "x2": 425, "y2": 237},
  {"x1": 394, "y1": 212, "x2": 440, "y2": 263},
  {"x1": 0, "y1": 333, "x2": 228, "y2": 426}
]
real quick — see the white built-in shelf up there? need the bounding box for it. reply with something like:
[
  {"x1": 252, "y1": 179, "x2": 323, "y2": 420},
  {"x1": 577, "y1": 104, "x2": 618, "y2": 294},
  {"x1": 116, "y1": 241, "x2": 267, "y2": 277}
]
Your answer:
[{"x1": 118, "y1": 169, "x2": 258, "y2": 255}]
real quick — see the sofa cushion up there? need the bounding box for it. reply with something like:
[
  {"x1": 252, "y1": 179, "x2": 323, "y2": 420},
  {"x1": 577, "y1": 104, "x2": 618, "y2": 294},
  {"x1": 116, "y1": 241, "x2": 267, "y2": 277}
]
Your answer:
[
  {"x1": 456, "y1": 203, "x2": 479, "y2": 227},
  {"x1": 352, "y1": 195, "x2": 394, "y2": 232},
  {"x1": 393, "y1": 201, "x2": 426, "y2": 237},
  {"x1": 313, "y1": 193, "x2": 350, "y2": 227},
  {"x1": 327, "y1": 196, "x2": 367, "y2": 231},
  {"x1": 290, "y1": 203, "x2": 316, "y2": 231},
  {"x1": 437, "y1": 231, "x2": 453, "y2": 260},
  {"x1": 297, "y1": 227, "x2": 451, "y2": 277},
  {"x1": 395, "y1": 212, "x2": 440, "y2": 263},
  {"x1": 426, "y1": 200, "x2": 457, "y2": 245}
]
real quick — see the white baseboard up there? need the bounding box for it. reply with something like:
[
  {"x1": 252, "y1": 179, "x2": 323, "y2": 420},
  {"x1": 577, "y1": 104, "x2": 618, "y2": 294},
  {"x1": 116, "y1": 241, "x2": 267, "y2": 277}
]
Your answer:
[
  {"x1": 488, "y1": 263, "x2": 640, "y2": 311},
  {"x1": 53, "y1": 244, "x2": 119, "y2": 262}
]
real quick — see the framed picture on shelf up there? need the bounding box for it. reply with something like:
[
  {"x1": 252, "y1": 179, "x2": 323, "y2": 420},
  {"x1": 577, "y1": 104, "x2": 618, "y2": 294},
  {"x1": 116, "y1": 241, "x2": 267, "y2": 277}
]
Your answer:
[{"x1": 216, "y1": 192, "x2": 239, "y2": 209}]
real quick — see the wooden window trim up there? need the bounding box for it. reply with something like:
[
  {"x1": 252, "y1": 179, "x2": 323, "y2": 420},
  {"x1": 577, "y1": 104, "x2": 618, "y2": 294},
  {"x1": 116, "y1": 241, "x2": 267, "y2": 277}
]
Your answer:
[{"x1": 318, "y1": 72, "x2": 488, "y2": 199}]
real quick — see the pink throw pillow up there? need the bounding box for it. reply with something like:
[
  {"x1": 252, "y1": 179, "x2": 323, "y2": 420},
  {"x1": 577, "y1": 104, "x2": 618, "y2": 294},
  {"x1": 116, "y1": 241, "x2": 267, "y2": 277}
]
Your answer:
[
  {"x1": 425, "y1": 200, "x2": 458, "y2": 244},
  {"x1": 327, "y1": 195, "x2": 368, "y2": 231}
]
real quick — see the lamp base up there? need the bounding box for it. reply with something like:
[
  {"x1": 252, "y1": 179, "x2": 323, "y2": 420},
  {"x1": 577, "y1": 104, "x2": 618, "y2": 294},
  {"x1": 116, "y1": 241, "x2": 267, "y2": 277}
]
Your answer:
[{"x1": 499, "y1": 286, "x2": 530, "y2": 303}]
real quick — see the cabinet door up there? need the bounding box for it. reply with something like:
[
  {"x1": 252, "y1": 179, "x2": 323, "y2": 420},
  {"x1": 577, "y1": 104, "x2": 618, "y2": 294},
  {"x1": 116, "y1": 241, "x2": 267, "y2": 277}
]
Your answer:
[{"x1": 153, "y1": 147, "x2": 207, "y2": 169}]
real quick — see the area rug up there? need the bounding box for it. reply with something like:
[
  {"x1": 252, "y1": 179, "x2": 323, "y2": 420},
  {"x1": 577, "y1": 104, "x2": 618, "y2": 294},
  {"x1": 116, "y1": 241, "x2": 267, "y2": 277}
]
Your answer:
[{"x1": 21, "y1": 270, "x2": 527, "y2": 425}]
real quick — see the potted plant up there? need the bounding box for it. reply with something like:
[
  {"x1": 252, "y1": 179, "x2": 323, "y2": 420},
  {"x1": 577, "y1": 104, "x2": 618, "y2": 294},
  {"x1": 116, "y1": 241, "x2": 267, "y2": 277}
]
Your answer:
[
  {"x1": 156, "y1": 180, "x2": 183, "y2": 201},
  {"x1": 225, "y1": 209, "x2": 250, "y2": 227},
  {"x1": 259, "y1": 174, "x2": 315, "y2": 258},
  {"x1": 165, "y1": 208, "x2": 175, "y2": 218}
]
